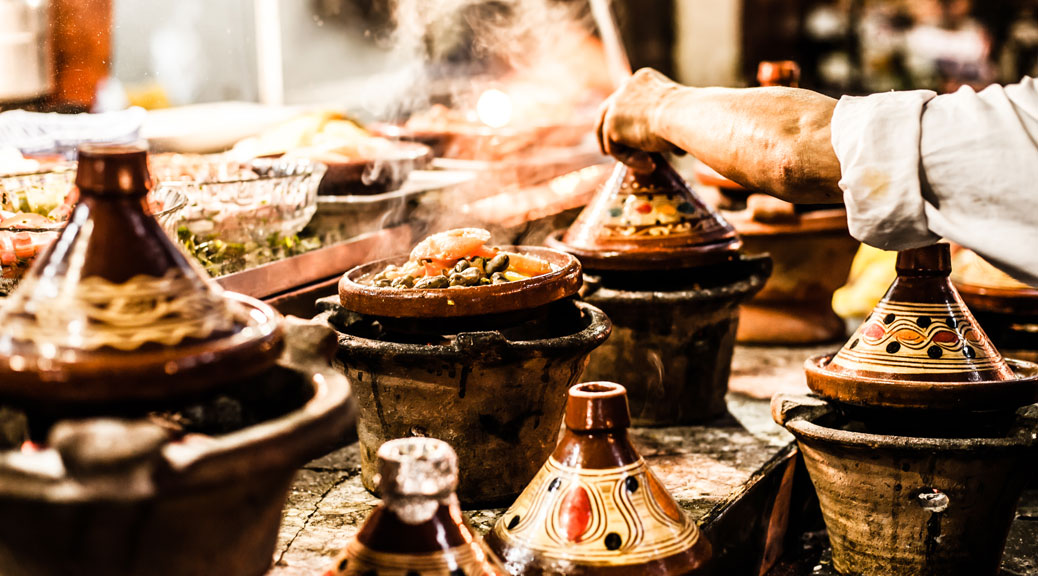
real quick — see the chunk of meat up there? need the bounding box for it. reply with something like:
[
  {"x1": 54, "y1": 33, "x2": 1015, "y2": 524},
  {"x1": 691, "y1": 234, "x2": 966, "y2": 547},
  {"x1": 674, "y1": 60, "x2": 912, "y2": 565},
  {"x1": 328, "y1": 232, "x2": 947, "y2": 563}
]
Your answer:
[{"x1": 409, "y1": 228, "x2": 493, "y2": 262}]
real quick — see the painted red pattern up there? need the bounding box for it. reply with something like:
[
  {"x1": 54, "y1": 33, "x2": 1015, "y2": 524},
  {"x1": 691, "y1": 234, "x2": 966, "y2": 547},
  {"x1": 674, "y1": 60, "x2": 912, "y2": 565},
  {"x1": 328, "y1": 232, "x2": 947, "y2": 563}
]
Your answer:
[
  {"x1": 559, "y1": 485, "x2": 592, "y2": 542},
  {"x1": 862, "y1": 323, "x2": 885, "y2": 340},
  {"x1": 932, "y1": 330, "x2": 959, "y2": 344}
]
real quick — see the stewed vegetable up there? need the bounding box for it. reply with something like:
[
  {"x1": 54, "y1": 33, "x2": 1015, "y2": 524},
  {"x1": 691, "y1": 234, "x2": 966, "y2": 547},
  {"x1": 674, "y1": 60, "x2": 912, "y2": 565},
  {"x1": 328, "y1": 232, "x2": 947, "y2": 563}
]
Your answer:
[{"x1": 366, "y1": 228, "x2": 554, "y2": 289}]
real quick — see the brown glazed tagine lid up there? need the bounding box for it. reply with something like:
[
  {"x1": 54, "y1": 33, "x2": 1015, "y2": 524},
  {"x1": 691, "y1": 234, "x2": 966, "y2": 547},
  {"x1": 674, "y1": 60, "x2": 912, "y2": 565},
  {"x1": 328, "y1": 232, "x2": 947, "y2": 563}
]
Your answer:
[
  {"x1": 486, "y1": 382, "x2": 711, "y2": 575},
  {"x1": 0, "y1": 142, "x2": 283, "y2": 407},
  {"x1": 325, "y1": 437, "x2": 507, "y2": 576},
  {"x1": 551, "y1": 154, "x2": 741, "y2": 272},
  {"x1": 805, "y1": 243, "x2": 1038, "y2": 412}
]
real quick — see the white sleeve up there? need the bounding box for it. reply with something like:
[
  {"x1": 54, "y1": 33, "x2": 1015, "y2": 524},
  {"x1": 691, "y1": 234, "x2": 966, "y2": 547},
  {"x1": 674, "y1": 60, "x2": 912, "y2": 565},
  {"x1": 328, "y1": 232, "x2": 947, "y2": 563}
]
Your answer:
[{"x1": 831, "y1": 78, "x2": 1038, "y2": 285}]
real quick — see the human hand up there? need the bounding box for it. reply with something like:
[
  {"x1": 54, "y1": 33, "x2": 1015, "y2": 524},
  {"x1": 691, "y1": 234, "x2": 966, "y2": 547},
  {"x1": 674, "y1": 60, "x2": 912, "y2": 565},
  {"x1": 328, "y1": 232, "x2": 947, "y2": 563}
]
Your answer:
[{"x1": 595, "y1": 68, "x2": 685, "y2": 172}]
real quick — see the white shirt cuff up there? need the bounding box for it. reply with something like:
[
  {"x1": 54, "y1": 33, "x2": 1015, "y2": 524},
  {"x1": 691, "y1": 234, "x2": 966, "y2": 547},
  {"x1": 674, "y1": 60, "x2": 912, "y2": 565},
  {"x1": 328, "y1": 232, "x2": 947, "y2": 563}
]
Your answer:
[{"x1": 831, "y1": 90, "x2": 941, "y2": 250}]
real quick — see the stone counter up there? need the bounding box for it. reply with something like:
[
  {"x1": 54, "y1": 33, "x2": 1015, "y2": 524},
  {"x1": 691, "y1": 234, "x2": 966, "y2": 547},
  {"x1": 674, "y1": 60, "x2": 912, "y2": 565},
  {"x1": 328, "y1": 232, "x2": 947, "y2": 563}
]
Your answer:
[{"x1": 269, "y1": 344, "x2": 822, "y2": 575}]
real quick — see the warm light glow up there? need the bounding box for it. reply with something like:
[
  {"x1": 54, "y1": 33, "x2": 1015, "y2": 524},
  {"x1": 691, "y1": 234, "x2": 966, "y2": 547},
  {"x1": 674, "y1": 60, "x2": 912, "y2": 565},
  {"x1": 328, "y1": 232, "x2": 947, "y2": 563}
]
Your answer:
[{"x1": 476, "y1": 89, "x2": 513, "y2": 128}]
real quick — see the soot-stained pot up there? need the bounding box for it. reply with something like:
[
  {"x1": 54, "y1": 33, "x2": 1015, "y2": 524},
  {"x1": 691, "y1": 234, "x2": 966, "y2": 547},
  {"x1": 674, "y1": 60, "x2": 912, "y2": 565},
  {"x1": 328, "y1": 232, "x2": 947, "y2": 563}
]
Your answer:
[
  {"x1": 773, "y1": 394, "x2": 1038, "y2": 576},
  {"x1": 0, "y1": 143, "x2": 283, "y2": 410},
  {"x1": 319, "y1": 297, "x2": 610, "y2": 507},
  {"x1": 329, "y1": 244, "x2": 609, "y2": 506},
  {"x1": 578, "y1": 258, "x2": 770, "y2": 425},
  {"x1": 487, "y1": 382, "x2": 711, "y2": 575},
  {"x1": 550, "y1": 156, "x2": 769, "y2": 425},
  {"x1": 0, "y1": 317, "x2": 355, "y2": 576},
  {"x1": 325, "y1": 437, "x2": 507, "y2": 576},
  {"x1": 805, "y1": 244, "x2": 1038, "y2": 415}
]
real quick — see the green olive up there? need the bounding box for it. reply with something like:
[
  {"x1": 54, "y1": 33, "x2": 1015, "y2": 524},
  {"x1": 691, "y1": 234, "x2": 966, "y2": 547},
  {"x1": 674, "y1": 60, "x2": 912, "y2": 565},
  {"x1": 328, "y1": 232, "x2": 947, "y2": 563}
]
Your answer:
[
  {"x1": 491, "y1": 272, "x2": 508, "y2": 284},
  {"x1": 391, "y1": 275, "x2": 415, "y2": 288},
  {"x1": 414, "y1": 275, "x2": 449, "y2": 289},
  {"x1": 453, "y1": 259, "x2": 470, "y2": 273},
  {"x1": 486, "y1": 253, "x2": 509, "y2": 274}
]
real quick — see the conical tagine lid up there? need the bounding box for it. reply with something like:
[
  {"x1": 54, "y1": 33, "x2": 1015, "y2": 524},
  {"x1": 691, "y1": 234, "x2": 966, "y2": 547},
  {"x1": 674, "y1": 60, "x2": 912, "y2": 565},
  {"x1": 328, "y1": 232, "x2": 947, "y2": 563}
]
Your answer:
[
  {"x1": 806, "y1": 243, "x2": 1038, "y2": 411},
  {"x1": 326, "y1": 437, "x2": 506, "y2": 576},
  {"x1": 0, "y1": 142, "x2": 282, "y2": 406},
  {"x1": 487, "y1": 382, "x2": 711, "y2": 575},
  {"x1": 553, "y1": 155, "x2": 741, "y2": 271}
]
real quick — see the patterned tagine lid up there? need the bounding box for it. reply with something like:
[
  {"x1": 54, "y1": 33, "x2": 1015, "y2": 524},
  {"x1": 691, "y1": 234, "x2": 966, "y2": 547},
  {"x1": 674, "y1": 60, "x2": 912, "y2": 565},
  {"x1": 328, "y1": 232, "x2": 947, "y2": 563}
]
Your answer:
[
  {"x1": 551, "y1": 155, "x2": 741, "y2": 271},
  {"x1": 325, "y1": 437, "x2": 507, "y2": 576},
  {"x1": 486, "y1": 382, "x2": 711, "y2": 575},
  {"x1": 805, "y1": 243, "x2": 1038, "y2": 412},
  {"x1": 0, "y1": 142, "x2": 283, "y2": 407}
]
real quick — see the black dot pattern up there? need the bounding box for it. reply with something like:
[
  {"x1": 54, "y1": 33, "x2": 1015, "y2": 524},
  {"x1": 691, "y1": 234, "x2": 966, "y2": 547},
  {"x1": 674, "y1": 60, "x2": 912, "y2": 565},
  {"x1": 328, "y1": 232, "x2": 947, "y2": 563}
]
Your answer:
[
  {"x1": 604, "y1": 532, "x2": 622, "y2": 550},
  {"x1": 507, "y1": 515, "x2": 520, "y2": 530},
  {"x1": 886, "y1": 341, "x2": 901, "y2": 354},
  {"x1": 917, "y1": 316, "x2": 931, "y2": 328},
  {"x1": 338, "y1": 558, "x2": 348, "y2": 572},
  {"x1": 884, "y1": 313, "x2": 896, "y2": 324},
  {"x1": 625, "y1": 477, "x2": 639, "y2": 494},
  {"x1": 927, "y1": 346, "x2": 943, "y2": 359},
  {"x1": 547, "y1": 478, "x2": 561, "y2": 492},
  {"x1": 964, "y1": 346, "x2": 977, "y2": 359},
  {"x1": 450, "y1": 570, "x2": 466, "y2": 576},
  {"x1": 849, "y1": 338, "x2": 859, "y2": 350}
]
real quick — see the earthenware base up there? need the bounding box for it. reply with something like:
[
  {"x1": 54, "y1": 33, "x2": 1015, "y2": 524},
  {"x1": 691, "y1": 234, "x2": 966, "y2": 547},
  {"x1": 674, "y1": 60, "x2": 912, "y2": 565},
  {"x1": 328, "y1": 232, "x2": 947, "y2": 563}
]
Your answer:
[
  {"x1": 319, "y1": 298, "x2": 611, "y2": 507},
  {"x1": 773, "y1": 393, "x2": 1038, "y2": 576},
  {"x1": 579, "y1": 255, "x2": 770, "y2": 426}
]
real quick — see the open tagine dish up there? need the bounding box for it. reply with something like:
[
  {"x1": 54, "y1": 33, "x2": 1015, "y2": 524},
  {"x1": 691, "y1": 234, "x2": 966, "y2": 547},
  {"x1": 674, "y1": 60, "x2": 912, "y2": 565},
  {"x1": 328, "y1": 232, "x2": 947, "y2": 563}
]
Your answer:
[{"x1": 339, "y1": 227, "x2": 581, "y2": 321}]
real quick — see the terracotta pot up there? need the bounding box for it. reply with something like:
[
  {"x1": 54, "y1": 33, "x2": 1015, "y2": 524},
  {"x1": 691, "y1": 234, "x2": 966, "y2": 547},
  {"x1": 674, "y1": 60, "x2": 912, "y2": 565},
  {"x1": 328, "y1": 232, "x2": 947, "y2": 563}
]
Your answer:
[
  {"x1": 554, "y1": 156, "x2": 741, "y2": 272},
  {"x1": 0, "y1": 143, "x2": 284, "y2": 409},
  {"x1": 487, "y1": 382, "x2": 712, "y2": 575},
  {"x1": 579, "y1": 256, "x2": 770, "y2": 426},
  {"x1": 729, "y1": 208, "x2": 858, "y2": 345},
  {"x1": 807, "y1": 244, "x2": 1038, "y2": 415},
  {"x1": 0, "y1": 318, "x2": 355, "y2": 576},
  {"x1": 773, "y1": 393, "x2": 1038, "y2": 576},
  {"x1": 319, "y1": 298, "x2": 611, "y2": 506},
  {"x1": 325, "y1": 437, "x2": 507, "y2": 575}
]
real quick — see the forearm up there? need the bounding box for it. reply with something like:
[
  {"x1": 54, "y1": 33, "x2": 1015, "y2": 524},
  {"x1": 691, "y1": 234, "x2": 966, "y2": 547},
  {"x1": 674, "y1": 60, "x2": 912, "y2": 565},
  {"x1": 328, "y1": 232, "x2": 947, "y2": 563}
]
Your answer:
[{"x1": 653, "y1": 86, "x2": 843, "y2": 204}]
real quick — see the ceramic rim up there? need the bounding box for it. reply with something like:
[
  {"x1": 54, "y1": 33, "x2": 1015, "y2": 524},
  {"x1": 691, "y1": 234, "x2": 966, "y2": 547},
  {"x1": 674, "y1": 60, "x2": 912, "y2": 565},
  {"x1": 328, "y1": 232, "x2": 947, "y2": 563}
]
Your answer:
[
  {"x1": 337, "y1": 246, "x2": 582, "y2": 319},
  {"x1": 804, "y1": 353, "x2": 1038, "y2": 412}
]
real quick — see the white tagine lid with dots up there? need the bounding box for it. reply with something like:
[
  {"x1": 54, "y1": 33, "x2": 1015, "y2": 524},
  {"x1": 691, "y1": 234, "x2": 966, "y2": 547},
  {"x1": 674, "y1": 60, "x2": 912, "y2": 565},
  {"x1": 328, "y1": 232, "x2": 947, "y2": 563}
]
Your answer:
[{"x1": 805, "y1": 243, "x2": 1038, "y2": 412}]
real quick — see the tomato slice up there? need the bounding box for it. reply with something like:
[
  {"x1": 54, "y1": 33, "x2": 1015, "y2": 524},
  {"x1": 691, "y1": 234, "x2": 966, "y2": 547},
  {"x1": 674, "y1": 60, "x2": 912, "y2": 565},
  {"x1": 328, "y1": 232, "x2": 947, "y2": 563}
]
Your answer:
[
  {"x1": 409, "y1": 228, "x2": 492, "y2": 262},
  {"x1": 0, "y1": 213, "x2": 52, "y2": 229}
]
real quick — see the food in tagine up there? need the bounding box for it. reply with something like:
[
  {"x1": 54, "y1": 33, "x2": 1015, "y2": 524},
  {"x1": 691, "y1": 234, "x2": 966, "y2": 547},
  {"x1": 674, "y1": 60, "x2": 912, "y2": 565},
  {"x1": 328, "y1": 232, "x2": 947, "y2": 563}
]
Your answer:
[{"x1": 365, "y1": 227, "x2": 556, "y2": 289}]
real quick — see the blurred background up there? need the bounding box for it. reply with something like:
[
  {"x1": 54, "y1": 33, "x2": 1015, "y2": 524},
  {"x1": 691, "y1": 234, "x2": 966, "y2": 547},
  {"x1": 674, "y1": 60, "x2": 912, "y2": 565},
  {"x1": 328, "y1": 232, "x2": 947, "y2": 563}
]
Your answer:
[{"x1": 4, "y1": 0, "x2": 1036, "y2": 114}]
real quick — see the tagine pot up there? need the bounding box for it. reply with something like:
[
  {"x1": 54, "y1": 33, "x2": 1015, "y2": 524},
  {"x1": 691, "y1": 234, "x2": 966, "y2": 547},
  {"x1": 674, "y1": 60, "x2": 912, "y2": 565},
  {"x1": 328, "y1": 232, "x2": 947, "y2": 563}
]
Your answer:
[
  {"x1": 805, "y1": 244, "x2": 1038, "y2": 416},
  {"x1": 773, "y1": 394, "x2": 1038, "y2": 576},
  {"x1": 0, "y1": 143, "x2": 283, "y2": 411},
  {"x1": 325, "y1": 437, "x2": 506, "y2": 576},
  {"x1": 325, "y1": 245, "x2": 610, "y2": 506},
  {"x1": 0, "y1": 316, "x2": 356, "y2": 576},
  {"x1": 487, "y1": 382, "x2": 711, "y2": 575},
  {"x1": 550, "y1": 155, "x2": 769, "y2": 425}
]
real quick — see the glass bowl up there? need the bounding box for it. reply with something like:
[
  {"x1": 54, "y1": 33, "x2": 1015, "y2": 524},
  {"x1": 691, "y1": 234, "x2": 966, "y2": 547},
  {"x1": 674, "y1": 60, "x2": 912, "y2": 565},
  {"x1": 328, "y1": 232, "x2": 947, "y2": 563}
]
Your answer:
[
  {"x1": 150, "y1": 155, "x2": 326, "y2": 244},
  {"x1": 0, "y1": 166, "x2": 188, "y2": 294}
]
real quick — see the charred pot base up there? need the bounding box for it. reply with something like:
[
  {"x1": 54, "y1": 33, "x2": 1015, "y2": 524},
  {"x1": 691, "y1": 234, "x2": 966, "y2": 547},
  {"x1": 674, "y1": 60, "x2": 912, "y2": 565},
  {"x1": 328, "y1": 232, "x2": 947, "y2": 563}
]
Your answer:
[
  {"x1": 319, "y1": 298, "x2": 610, "y2": 507},
  {"x1": 772, "y1": 393, "x2": 1038, "y2": 576},
  {"x1": 579, "y1": 255, "x2": 770, "y2": 426}
]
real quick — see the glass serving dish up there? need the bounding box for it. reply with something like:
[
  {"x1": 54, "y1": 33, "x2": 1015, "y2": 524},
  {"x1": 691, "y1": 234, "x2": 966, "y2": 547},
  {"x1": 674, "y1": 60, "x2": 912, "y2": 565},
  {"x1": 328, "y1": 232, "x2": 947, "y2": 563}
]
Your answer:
[
  {"x1": 0, "y1": 165, "x2": 187, "y2": 294},
  {"x1": 150, "y1": 154, "x2": 326, "y2": 244}
]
